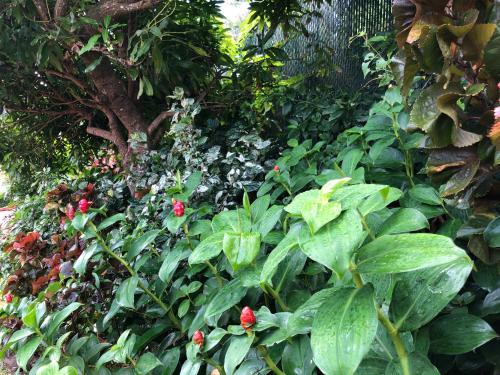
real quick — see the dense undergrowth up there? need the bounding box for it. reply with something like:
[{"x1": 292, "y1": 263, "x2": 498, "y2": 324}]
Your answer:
[{"x1": 1, "y1": 1, "x2": 500, "y2": 375}]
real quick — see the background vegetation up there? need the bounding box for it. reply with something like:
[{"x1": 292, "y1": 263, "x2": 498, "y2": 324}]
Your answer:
[{"x1": 0, "y1": 1, "x2": 499, "y2": 375}]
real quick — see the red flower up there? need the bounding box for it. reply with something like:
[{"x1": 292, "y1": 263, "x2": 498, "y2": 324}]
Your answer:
[
  {"x1": 67, "y1": 206, "x2": 75, "y2": 220},
  {"x1": 240, "y1": 306, "x2": 256, "y2": 331},
  {"x1": 173, "y1": 200, "x2": 185, "y2": 217},
  {"x1": 273, "y1": 165, "x2": 280, "y2": 172},
  {"x1": 5, "y1": 293, "x2": 13, "y2": 303},
  {"x1": 79, "y1": 199, "x2": 89, "y2": 214},
  {"x1": 193, "y1": 330, "x2": 204, "y2": 346}
]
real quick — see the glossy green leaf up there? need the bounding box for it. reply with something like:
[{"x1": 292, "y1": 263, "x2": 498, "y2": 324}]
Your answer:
[
  {"x1": 282, "y1": 335, "x2": 315, "y2": 375},
  {"x1": 158, "y1": 348, "x2": 180, "y2": 375},
  {"x1": 301, "y1": 199, "x2": 342, "y2": 234},
  {"x1": 484, "y1": 217, "x2": 500, "y2": 248},
  {"x1": 222, "y1": 232, "x2": 261, "y2": 271},
  {"x1": 385, "y1": 353, "x2": 439, "y2": 375},
  {"x1": 205, "y1": 278, "x2": 247, "y2": 320},
  {"x1": 356, "y1": 234, "x2": 469, "y2": 274},
  {"x1": 46, "y1": 302, "x2": 82, "y2": 338},
  {"x1": 125, "y1": 230, "x2": 161, "y2": 260},
  {"x1": 390, "y1": 258, "x2": 472, "y2": 331},
  {"x1": 17, "y1": 336, "x2": 42, "y2": 370},
  {"x1": 160, "y1": 246, "x2": 189, "y2": 283},
  {"x1": 97, "y1": 213, "x2": 126, "y2": 231},
  {"x1": 408, "y1": 83, "x2": 444, "y2": 132},
  {"x1": 212, "y1": 209, "x2": 251, "y2": 232},
  {"x1": 224, "y1": 333, "x2": 254, "y2": 375},
  {"x1": 250, "y1": 195, "x2": 271, "y2": 223},
  {"x1": 116, "y1": 277, "x2": 138, "y2": 309},
  {"x1": 299, "y1": 210, "x2": 364, "y2": 277},
  {"x1": 74, "y1": 242, "x2": 101, "y2": 275},
  {"x1": 135, "y1": 352, "x2": 162, "y2": 375},
  {"x1": 253, "y1": 205, "x2": 283, "y2": 237},
  {"x1": 78, "y1": 34, "x2": 100, "y2": 55},
  {"x1": 35, "y1": 361, "x2": 59, "y2": 375},
  {"x1": 260, "y1": 223, "x2": 302, "y2": 284},
  {"x1": 331, "y1": 184, "x2": 387, "y2": 210},
  {"x1": 311, "y1": 285, "x2": 378, "y2": 375},
  {"x1": 179, "y1": 359, "x2": 201, "y2": 375},
  {"x1": 429, "y1": 313, "x2": 498, "y2": 354},
  {"x1": 188, "y1": 232, "x2": 224, "y2": 265},
  {"x1": 378, "y1": 208, "x2": 429, "y2": 236},
  {"x1": 408, "y1": 185, "x2": 442, "y2": 206}
]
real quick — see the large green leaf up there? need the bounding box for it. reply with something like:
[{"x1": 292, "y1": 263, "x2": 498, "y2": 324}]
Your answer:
[
  {"x1": 212, "y1": 209, "x2": 251, "y2": 232},
  {"x1": 390, "y1": 258, "x2": 472, "y2": 331},
  {"x1": 378, "y1": 208, "x2": 429, "y2": 236},
  {"x1": 125, "y1": 230, "x2": 161, "y2": 260},
  {"x1": 429, "y1": 313, "x2": 498, "y2": 354},
  {"x1": 74, "y1": 243, "x2": 101, "y2": 275},
  {"x1": 301, "y1": 200, "x2": 342, "y2": 234},
  {"x1": 17, "y1": 336, "x2": 42, "y2": 370},
  {"x1": 97, "y1": 213, "x2": 126, "y2": 231},
  {"x1": 253, "y1": 205, "x2": 283, "y2": 237},
  {"x1": 385, "y1": 353, "x2": 439, "y2": 375},
  {"x1": 188, "y1": 232, "x2": 224, "y2": 265},
  {"x1": 205, "y1": 278, "x2": 247, "y2": 320},
  {"x1": 46, "y1": 302, "x2": 82, "y2": 338},
  {"x1": 159, "y1": 246, "x2": 189, "y2": 283},
  {"x1": 299, "y1": 210, "x2": 364, "y2": 277},
  {"x1": 116, "y1": 277, "x2": 138, "y2": 309},
  {"x1": 356, "y1": 234, "x2": 469, "y2": 274},
  {"x1": 260, "y1": 223, "x2": 302, "y2": 285},
  {"x1": 282, "y1": 335, "x2": 314, "y2": 375},
  {"x1": 223, "y1": 232, "x2": 261, "y2": 271},
  {"x1": 311, "y1": 285, "x2": 378, "y2": 375},
  {"x1": 484, "y1": 217, "x2": 500, "y2": 248},
  {"x1": 224, "y1": 333, "x2": 254, "y2": 375},
  {"x1": 330, "y1": 184, "x2": 387, "y2": 210},
  {"x1": 135, "y1": 352, "x2": 162, "y2": 375}
]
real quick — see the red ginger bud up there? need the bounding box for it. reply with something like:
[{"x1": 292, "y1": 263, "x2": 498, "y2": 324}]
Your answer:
[
  {"x1": 67, "y1": 206, "x2": 75, "y2": 220},
  {"x1": 78, "y1": 199, "x2": 89, "y2": 214},
  {"x1": 173, "y1": 200, "x2": 185, "y2": 217},
  {"x1": 193, "y1": 330, "x2": 204, "y2": 346},
  {"x1": 5, "y1": 293, "x2": 13, "y2": 303},
  {"x1": 273, "y1": 165, "x2": 280, "y2": 172},
  {"x1": 240, "y1": 306, "x2": 256, "y2": 331}
]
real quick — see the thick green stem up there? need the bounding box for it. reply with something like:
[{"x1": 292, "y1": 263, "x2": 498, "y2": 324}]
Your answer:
[
  {"x1": 391, "y1": 113, "x2": 414, "y2": 187},
  {"x1": 265, "y1": 284, "x2": 289, "y2": 312},
  {"x1": 257, "y1": 346, "x2": 285, "y2": 375},
  {"x1": 350, "y1": 266, "x2": 410, "y2": 375},
  {"x1": 90, "y1": 223, "x2": 182, "y2": 331},
  {"x1": 357, "y1": 209, "x2": 375, "y2": 241},
  {"x1": 202, "y1": 354, "x2": 226, "y2": 375},
  {"x1": 377, "y1": 309, "x2": 411, "y2": 375}
]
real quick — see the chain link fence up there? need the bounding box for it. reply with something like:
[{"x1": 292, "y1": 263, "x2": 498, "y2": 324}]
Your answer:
[{"x1": 273, "y1": 0, "x2": 393, "y2": 90}]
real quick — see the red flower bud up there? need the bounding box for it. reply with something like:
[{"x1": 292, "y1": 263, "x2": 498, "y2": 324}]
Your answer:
[
  {"x1": 273, "y1": 165, "x2": 280, "y2": 172},
  {"x1": 78, "y1": 199, "x2": 89, "y2": 214},
  {"x1": 240, "y1": 306, "x2": 256, "y2": 331},
  {"x1": 173, "y1": 200, "x2": 185, "y2": 217},
  {"x1": 5, "y1": 293, "x2": 13, "y2": 303},
  {"x1": 60, "y1": 216, "x2": 66, "y2": 226},
  {"x1": 67, "y1": 206, "x2": 75, "y2": 220},
  {"x1": 193, "y1": 330, "x2": 204, "y2": 346}
]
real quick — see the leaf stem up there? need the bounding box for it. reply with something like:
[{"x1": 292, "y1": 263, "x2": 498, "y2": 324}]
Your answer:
[
  {"x1": 356, "y1": 209, "x2": 375, "y2": 241},
  {"x1": 265, "y1": 284, "x2": 289, "y2": 311},
  {"x1": 202, "y1": 354, "x2": 226, "y2": 375},
  {"x1": 257, "y1": 345, "x2": 285, "y2": 375},
  {"x1": 89, "y1": 223, "x2": 182, "y2": 332},
  {"x1": 350, "y1": 266, "x2": 410, "y2": 375}
]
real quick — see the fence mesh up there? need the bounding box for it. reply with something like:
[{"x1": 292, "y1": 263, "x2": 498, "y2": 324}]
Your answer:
[{"x1": 271, "y1": 0, "x2": 393, "y2": 91}]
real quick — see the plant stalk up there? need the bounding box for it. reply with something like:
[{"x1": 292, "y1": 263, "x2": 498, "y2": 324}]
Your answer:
[
  {"x1": 265, "y1": 284, "x2": 289, "y2": 312},
  {"x1": 257, "y1": 345, "x2": 285, "y2": 375},
  {"x1": 350, "y1": 266, "x2": 410, "y2": 375}
]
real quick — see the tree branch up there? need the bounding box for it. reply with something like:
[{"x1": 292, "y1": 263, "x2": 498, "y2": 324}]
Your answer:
[
  {"x1": 88, "y1": 0, "x2": 161, "y2": 21},
  {"x1": 86, "y1": 126, "x2": 115, "y2": 142},
  {"x1": 54, "y1": 0, "x2": 69, "y2": 18},
  {"x1": 32, "y1": 0, "x2": 50, "y2": 21},
  {"x1": 147, "y1": 110, "x2": 175, "y2": 137}
]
